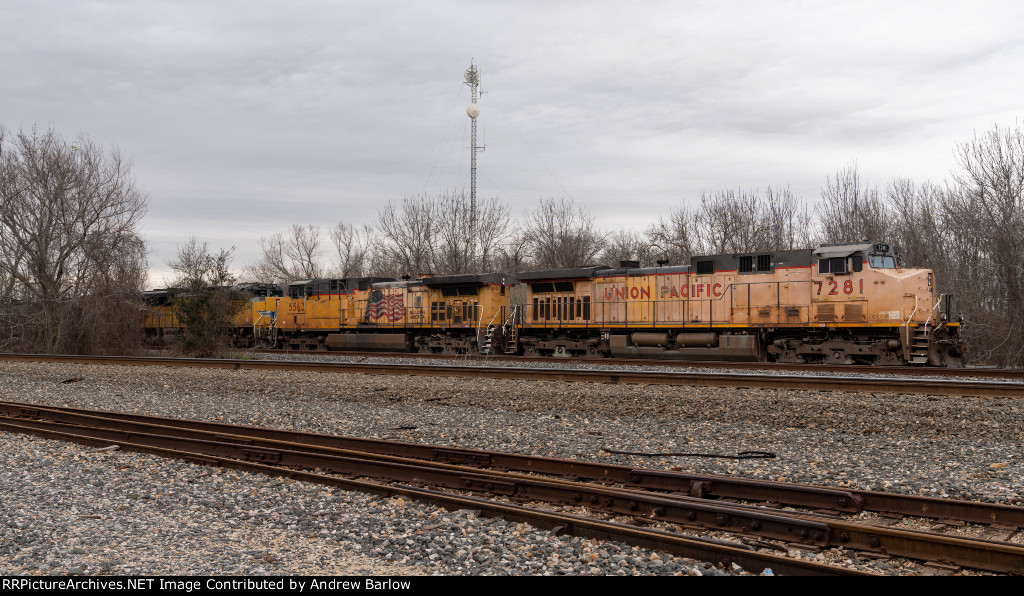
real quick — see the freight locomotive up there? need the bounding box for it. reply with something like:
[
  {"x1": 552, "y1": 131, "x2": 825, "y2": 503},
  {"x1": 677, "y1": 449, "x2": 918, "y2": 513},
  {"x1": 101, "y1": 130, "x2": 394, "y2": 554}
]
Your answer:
[{"x1": 143, "y1": 241, "x2": 965, "y2": 366}]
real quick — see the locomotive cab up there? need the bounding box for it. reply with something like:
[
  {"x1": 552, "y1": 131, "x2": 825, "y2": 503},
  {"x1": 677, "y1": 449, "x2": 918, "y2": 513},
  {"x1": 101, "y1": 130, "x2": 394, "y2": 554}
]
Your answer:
[
  {"x1": 813, "y1": 242, "x2": 926, "y2": 326},
  {"x1": 141, "y1": 289, "x2": 178, "y2": 345},
  {"x1": 234, "y1": 283, "x2": 282, "y2": 347},
  {"x1": 816, "y1": 243, "x2": 898, "y2": 274},
  {"x1": 865, "y1": 243, "x2": 900, "y2": 269},
  {"x1": 807, "y1": 242, "x2": 963, "y2": 366},
  {"x1": 234, "y1": 283, "x2": 283, "y2": 328}
]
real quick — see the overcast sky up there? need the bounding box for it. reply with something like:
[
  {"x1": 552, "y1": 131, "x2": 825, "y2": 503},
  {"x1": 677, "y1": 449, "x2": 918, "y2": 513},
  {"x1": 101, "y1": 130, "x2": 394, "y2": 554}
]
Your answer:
[{"x1": 4, "y1": 0, "x2": 1023, "y2": 286}]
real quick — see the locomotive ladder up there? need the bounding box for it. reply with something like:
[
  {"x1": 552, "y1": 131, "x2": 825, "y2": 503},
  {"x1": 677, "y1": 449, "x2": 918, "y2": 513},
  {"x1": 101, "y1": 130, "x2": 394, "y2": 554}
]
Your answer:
[
  {"x1": 902, "y1": 297, "x2": 929, "y2": 365},
  {"x1": 479, "y1": 324, "x2": 496, "y2": 355},
  {"x1": 503, "y1": 306, "x2": 520, "y2": 354},
  {"x1": 909, "y1": 326, "x2": 930, "y2": 365},
  {"x1": 253, "y1": 311, "x2": 277, "y2": 347},
  {"x1": 478, "y1": 309, "x2": 500, "y2": 355},
  {"x1": 478, "y1": 307, "x2": 521, "y2": 355}
]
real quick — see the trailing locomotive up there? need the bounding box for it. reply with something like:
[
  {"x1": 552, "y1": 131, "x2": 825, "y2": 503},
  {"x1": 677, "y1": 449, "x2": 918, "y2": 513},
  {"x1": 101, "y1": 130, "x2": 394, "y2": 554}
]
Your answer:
[
  {"x1": 142, "y1": 283, "x2": 283, "y2": 347},
  {"x1": 261, "y1": 272, "x2": 517, "y2": 353},
  {"x1": 142, "y1": 241, "x2": 965, "y2": 366}
]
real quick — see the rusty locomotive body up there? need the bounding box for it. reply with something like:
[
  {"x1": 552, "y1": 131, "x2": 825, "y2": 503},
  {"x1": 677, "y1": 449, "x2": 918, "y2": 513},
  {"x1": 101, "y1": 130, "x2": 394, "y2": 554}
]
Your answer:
[
  {"x1": 143, "y1": 241, "x2": 965, "y2": 366},
  {"x1": 514, "y1": 242, "x2": 963, "y2": 366}
]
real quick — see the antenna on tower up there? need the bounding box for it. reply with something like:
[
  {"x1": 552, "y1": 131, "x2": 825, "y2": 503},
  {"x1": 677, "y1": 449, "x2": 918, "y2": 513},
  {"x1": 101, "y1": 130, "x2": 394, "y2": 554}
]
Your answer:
[{"x1": 464, "y1": 60, "x2": 484, "y2": 267}]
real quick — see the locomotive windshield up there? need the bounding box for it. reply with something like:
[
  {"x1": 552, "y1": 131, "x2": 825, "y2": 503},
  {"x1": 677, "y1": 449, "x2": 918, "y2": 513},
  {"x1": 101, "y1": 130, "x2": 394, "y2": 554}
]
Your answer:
[{"x1": 868, "y1": 254, "x2": 897, "y2": 269}]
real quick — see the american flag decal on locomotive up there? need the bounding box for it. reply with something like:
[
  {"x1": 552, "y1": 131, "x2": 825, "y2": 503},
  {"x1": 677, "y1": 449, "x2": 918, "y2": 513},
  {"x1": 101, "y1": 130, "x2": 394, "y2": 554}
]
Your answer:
[{"x1": 364, "y1": 289, "x2": 405, "y2": 322}]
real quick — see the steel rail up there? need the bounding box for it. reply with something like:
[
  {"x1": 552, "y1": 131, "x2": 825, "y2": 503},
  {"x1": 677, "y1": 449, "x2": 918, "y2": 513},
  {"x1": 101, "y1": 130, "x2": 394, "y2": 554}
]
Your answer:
[
  {"x1": 250, "y1": 348, "x2": 1024, "y2": 380},
  {"x1": 8, "y1": 400, "x2": 1024, "y2": 530},
  {"x1": 0, "y1": 419, "x2": 870, "y2": 577},
  {"x1": 4, "y1": 410, "x2": 1024, "y2": 573},
  {"x1": 0, "y1": 415, "x2": 842, "y2": 547},
  {"x1": 0, "y1": 353, "x2": 1021, "y2": 397}
]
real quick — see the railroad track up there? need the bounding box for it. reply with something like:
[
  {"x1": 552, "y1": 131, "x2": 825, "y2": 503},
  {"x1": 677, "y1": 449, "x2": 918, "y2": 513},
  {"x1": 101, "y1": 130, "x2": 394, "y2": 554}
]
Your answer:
[
  {"x1": 3, "y1": 401, "x2": 1023, "y2": 575},
  {"x1": 247, "y1": 348, "x2": 1024, "y2": 381},
  {"x1": 1, "y1": 353, "x2": 1022, "y2": 397}
]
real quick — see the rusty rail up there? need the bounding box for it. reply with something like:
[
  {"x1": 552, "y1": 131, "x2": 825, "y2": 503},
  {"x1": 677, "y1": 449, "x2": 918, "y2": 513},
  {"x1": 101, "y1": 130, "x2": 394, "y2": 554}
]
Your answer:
[
  {"x1": 3, "y1": 403, "x2": 1024, "y2": 573},
  {"x1": 0, "y1": 353, "x2": 1021, "y2": 397},
  {"x1": 247, "y1": 348, "x2": 1024, "y2": 381},
  {"x1": 0, "y1": 418, "x2": 867, "y2": 577},
  {"x1": 7, "y1": 400, "x2": 1022, "y2": 530}
]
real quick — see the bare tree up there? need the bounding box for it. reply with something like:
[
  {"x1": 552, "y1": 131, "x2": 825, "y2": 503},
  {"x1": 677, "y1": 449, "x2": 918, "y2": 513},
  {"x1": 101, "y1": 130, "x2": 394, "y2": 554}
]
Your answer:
[
  {"x1": 169, "y1": 237, "x2": 237, "y2": 287},
  {"x1": 697, "y1": 189, "x2": 754, "y2": 253},
  {"x1": 520, "y1": 197, "x2": 605, "y2": 268},
  {"x1": 373, "y1": 197, "x2": 437, "y2": 278},
  {"x1": 646, "y1": 204, "x2": 699, "y2": 266},
  {"x1": 819, "y1": 163, "x2": 892, "y2": 243},
  {"x1": 947, "y1": 124, "x2": 1024, "y2": 365},
  {"x1": 432, "y1": 192, "x2": 512, "y2": 274},
  {"x1": 0, "y1": 126, "x2": 148, "y2": 355},
  {"x1": 247, "y1": 224, "x2": 327, "y2": 284},
  {"x1": 167, "y1": 239, "x2": 245, "y2": 357},
  {"x1": 371, "y1": 192, "x2": 512, "y2": 276},
  {"x1": 886, "y1": 178, "x2": 945, "y2": 267},
  {"x1": 646, "y1": 186, "x2": 812, "y2": 264},
  {"x1": 491, "y1": 233, "x2": 532, "y2": 274},
  {"x1": 762, "y1": 186, "x2": 816, "y2": 250},
  {"x1": 469, "y1": 195, "x2": 513, "y2": 271},
  {"x1": 249, "y1": 194, "x2": 512, "y2": 280},
  {"x1": 329, "y1": 221, "x2": 373, "y2": 278},
  {"x1": 432, "y1": 192, "x2": 478, "y2": 275},
  {"x1": 600, "y1": 230, "x2": 656, "y2": 267}
]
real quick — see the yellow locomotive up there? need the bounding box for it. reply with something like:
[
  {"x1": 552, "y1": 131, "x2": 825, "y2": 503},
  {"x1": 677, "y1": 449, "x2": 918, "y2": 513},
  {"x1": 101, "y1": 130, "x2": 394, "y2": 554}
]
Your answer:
[
  {"x1": 142, "y1": 283, "x2": 283, "y2": 347},
  {"x1": 141, "y1": 289, "x2": 178, "y2": 345},
  {"x1": 260, "y1": 273, "x2": 517, "y2": 353},
  {"x1": 515, "y1": 242, "x2": 964, "y2": 366}
]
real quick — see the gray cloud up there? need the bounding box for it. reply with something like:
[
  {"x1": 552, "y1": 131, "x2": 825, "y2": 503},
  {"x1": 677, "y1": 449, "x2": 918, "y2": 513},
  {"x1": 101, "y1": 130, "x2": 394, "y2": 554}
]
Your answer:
[{"x1": 2, "y1": 0, "x2": 1022, "y2": 284}]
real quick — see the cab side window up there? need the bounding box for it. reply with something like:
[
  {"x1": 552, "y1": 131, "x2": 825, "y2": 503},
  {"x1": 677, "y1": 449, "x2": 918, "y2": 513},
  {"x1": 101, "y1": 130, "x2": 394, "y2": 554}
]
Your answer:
[{"x1": 818, "y1": 257, "x2": 848, "y2": 274}]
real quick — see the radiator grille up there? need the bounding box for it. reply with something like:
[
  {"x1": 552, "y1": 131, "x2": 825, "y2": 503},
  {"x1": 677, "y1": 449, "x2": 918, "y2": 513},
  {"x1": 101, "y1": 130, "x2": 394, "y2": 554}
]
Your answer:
[
  {"x1": 844, "y1": 303, "x2": 865, "y2": 322},
  {"x1": 816, "y1": 303, "x2": 835, "y2": 322}
]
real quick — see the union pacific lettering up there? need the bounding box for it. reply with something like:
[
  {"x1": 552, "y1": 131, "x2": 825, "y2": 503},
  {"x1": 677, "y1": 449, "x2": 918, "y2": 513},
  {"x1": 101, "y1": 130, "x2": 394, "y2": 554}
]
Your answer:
[
  {"x1": 659, "y1": 283, "x2": 723, "y2": 298},
  {"x1": 602, "y1": 284, "x2": 724, "y2": 300},
  {"x1": 604, "y1": 286, "x2": 651, "y2": 300}
]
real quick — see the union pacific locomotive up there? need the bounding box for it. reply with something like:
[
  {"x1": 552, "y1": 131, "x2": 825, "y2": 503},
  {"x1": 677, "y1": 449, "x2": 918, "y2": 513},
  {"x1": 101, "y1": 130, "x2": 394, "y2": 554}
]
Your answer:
[{"x1": 143, "y1": 241, "x2": 965, "y2": 366}]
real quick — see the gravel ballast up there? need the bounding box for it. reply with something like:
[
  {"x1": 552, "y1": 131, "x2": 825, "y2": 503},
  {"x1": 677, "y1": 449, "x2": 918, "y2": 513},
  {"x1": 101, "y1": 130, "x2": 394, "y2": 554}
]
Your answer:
[{"x1": 1, "y1": 359, "x2": 1021, "y2": 576}]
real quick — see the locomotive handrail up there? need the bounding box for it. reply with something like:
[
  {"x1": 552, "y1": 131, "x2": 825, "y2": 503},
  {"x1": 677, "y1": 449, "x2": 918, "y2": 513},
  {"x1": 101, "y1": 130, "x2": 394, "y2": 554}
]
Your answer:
[
  {"x1": 252, "y1": 311, "x2": 276, "y2": 332},
  {"x1": 905, "y1": 296, "x2": 920, "y2": 326},
  {"x1": 524, "y1": 279, "x2": 818, "y2": 329},
  {"x1": 523, "y1": 277, "x2": 812, "y2": 329},
  {"x1": 925, "y1": 295, "x2": 943, "y2": 329},
  {"x1": 505, "y1": 305, "x2": 520, "y2": 328},
  {"x1": 595, "y1": 280, "x2": 814, "y2": 328}
]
